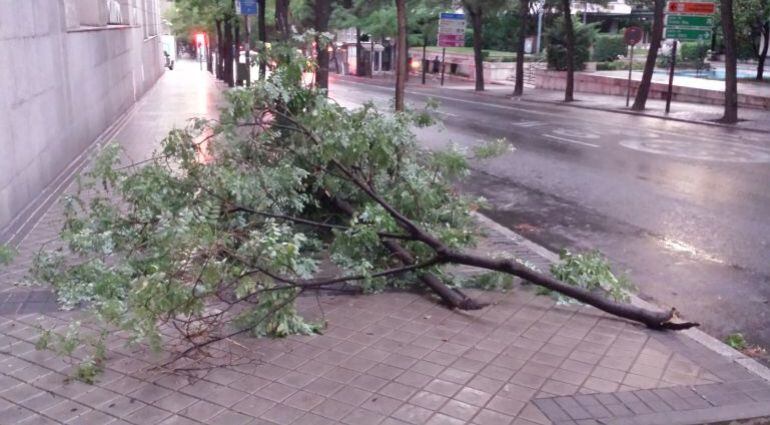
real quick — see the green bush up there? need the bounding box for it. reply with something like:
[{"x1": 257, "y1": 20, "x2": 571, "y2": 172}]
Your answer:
[
  {"x1": 593, "y1": 34, "x2": 627, "y2": 62},
  {"x1": 546, "y1": 18, "x2": 598, "y2": 71},
  {"x1": 680, "y1": 42, "x2": 709, "y2": 70}
]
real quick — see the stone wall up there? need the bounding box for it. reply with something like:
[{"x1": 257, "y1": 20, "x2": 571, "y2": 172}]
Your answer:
[
  {"x1": 409, "y1": 49, "x2": 518, "y2": 82},
  {"x1": 0, "y1": 0, "x2": 164, "y2": 238},
  {"x1": 534, "y1": 69, "x2": 770, "y2": 110}
]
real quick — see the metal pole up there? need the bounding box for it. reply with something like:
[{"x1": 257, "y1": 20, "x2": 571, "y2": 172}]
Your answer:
[
  {"x1": 583, "y1": 2, "x2": 587, "y2": 24},
  {"x1": 665, "y1": 40, "x2": 677, "y2": 114},
  {"x1": 244, "y1": 15, "x2": 251, "y2": 86},
  {"x1": 421, "y1": 36, "x2": 427, "y2": 84},
  {"x1": 440, "y1": 47, "x2": 446, "y2": 86},
  {"x1": 371, "y1": 38, "x2": 375, "y2": 78},
  {"x1": 625, "y1": 44, "x2": 634, "y2": 107}
]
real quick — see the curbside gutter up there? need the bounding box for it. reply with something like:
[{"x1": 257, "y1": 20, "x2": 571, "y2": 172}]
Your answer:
[{"x1": 473, "y1": 211, "x2": 770, "y2": 384}]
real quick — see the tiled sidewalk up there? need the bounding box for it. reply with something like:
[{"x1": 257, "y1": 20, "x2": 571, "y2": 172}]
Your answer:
[{"x1": 1, "y1": 63, "x2": 769, "y2": 425}]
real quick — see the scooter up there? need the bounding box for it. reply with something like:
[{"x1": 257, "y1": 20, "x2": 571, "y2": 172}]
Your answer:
[{"x1": 164, "y1": 51, "x2": 174, "y2": 70}]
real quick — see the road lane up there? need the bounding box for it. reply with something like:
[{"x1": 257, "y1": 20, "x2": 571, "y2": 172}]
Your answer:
[{"x1": 330, "y1": 78, "x2": 770, "y2": 350}]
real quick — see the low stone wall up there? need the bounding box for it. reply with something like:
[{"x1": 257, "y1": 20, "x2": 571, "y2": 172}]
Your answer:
[
  {"x1": 409, "y1": 49, "x2": 517, "y2": 81},
  {"x1": 534, "y1": 69, "x2": 770, "y2": 110}
]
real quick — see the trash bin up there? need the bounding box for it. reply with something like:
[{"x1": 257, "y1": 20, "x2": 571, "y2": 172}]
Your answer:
[{"x1": 450, "y1": 63, "x2": 459, "y2": 74}]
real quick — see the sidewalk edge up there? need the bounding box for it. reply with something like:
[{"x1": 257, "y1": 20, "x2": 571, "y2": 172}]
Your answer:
[
  {"x1": 516, "y1": 97, "x2": 770, "y2": 135},
  {"x1": 473, "y1": 211, "x2": 770, "y2": 383}
]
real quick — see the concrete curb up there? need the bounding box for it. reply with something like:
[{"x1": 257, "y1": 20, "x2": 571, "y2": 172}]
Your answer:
[
  {"x1": 515, "y1": 97, "x2": 770, "y2": 135},
  {"x1": 473, "y1": 211, "x2": 770, "y2": 384}
]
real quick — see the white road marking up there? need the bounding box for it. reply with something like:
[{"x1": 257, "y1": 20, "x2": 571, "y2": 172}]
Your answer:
[
  {"x1": 512, "y1": 121, "x2": 546, "y2": 127},
  {"x1": 436, "y1": 111, "x2": 459, "y2": 117},
  {"x1": 543, "y1": 134, "x2": 600, "y2": 148}
]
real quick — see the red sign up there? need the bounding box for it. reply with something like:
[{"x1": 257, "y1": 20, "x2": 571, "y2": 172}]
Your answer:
[
  {"x1": 666, "y1": 1, "x2": 715, "y2": 14},
  {"x1": 438, "y1": 34, "x2": 464, "y2": 47},
  {"x1": 624, "y1": 26, "x2": 644, "y2": 45}
]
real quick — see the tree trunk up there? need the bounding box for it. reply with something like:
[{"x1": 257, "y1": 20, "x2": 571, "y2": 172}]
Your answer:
[
  {"x1": 513, "y1": 0, "x2": 528, "y2": 96},
  {"x1": 275, "y1": 0, "x2": 291, "y2": 40},
  {"x1": 469, "y1": 8, "x2": 485, "y2": 91},
  {"x1": 258, "y1": 0, "x2": 267, "y2": 79},
  {"x1": 314, "y1": 0, "x2": 332, "y2": 90},
  {"x1": 561, "y1": 0, "x2": 575, "y2": 102},
  {"x1": 356, "y1": 27, "x2": 364, "y2": 76},
  {"x1": 632, "y1": 0, "x2": 664, "y2": 110},
  {"x1": 224, "y1": 17, "x2": 234, "y2": 87},
  {"x1": 235, "y1": 19, "x2": 242, "y2": 86},
  {"x1": 720, "y1": 0, "x2": 738, "y2": 123},
  {"x1": 757, "y1": 23, "x2": 769, "y2": 81},
  {"x1": 216, "y1": 20, "x2": 224, "y2": 80},
  {"x1": 395, "y1": 0, "x2": 407, "y2": 111}
]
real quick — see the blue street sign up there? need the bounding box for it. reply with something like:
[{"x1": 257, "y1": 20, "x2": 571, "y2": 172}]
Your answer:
[
  {"x1": 237, "y1": 0, "x2": 258, "y2": 15},
  {"x1": 439, "y1": 12, "x2": 464, "y2": 20}
]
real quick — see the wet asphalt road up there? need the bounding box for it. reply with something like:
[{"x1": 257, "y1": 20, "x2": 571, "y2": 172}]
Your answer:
[{"x1": 329, "y1": 76, "x2": 770, "y2": 351}]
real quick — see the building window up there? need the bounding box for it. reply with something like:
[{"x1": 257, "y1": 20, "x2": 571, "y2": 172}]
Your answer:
[
  {"x1": 143, "y1": 0, "x2": 159, "y2": 38},
  {"x1": 107, "y1": 0, "x2": 125, "y2": 24}
]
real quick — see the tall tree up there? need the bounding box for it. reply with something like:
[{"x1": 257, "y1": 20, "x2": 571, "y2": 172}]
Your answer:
[
  {"x1": 631, "y1": 0, "x2": 665, "y2": 110},
  {"x1": 735, "y1": 0, "x2": 770, "y2": 80},
  {"x1": 561, "y1": 0, "x2": 575, "y2": 101},
  {"x1": 395, "y1": 0, "x2": 408, "y2": 110},
  {"x1": 258, "y1": 0, "x2": 268, "y2": 79},
  {"x1": 315, "y1": 0, "x2": 333, "y2": 89},
  {"x1": 276, "y1": 0, "x2": 292, "y2": 39},
  {"x1": 513, "y1": 0, "x2": 529, "y2": 96},
  {"x1": 721, "y1": 0, "x2": 739, "y2": 123},
  {"x1": 462, "y1": 0, "x2": 489, "y2": 91}
]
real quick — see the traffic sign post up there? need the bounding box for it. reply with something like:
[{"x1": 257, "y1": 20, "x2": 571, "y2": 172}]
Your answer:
[
  {"x1": 437, "y1": 12, "x2": 466, "y2": 86},
  {"x1": 663, "y1": 0, "x2": 714, "y2": 112},
  {"x1": 236, "y1": 0, "x2": 258, "y2": 15},
  {"x1": 623, "y1": 27, "x2": 643, "y2": 107}
]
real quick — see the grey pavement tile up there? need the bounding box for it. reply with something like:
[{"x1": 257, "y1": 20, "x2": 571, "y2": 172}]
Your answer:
[
  {"x1": 277, "y1": 371, "x2": 316, "y2": 389},
  {"x1": 425, "y1": 413, "x2": 465, "y2": 425},
  {"x1": 123, "y1": 404, "x2": 171, "y2": 424},
  {"x1": 152, "y1": 393, "x2": 197, "y2": 413},
  {"x1": 378, "y1": 382, "x2": 418, "y2": 401},
  {"x1": 330, "y1": 386, "x2": 372, "y2": 406},
  {"x1": 157, "y1": 415, "x2": 202, "y2": 425},
  {"x1": 409, "y1": 391, "x2": 448, "y2": 410},
  {"x1": 393, "y1": 404, "x2": 433, "y2": 425},
  {"x1": 178, "y1": 400, "x2": 225, "y2": 422},
  {"x1": 303, "y1": 377, "x2": 344, "y2": 396},
  {"x1": 231, "y1": 395, "x2": 275, "y2": 417},
  {"x1": 209, "y1": 410, "x2": 253, "y2": 425},
  {"x1": 454, "y1": 387, "x2": 493, "y2": 407},
  {"x1": 351, "y1": 373, "x2": 389, "y2": 393},
  {"x1": 0, "y1": 404, "x2": 36, "y2": 424},
  {"x1": 42, "y1": 399, "x2": 89, "y2": 422},
  {"x1": 311, "y1": 398, "x2": 355, "y2": 421},
  {"x1": 283, "y1": 390, "x2": 325, "y2": 411},
  {"x1": 293, "y1": 413, "x2": 336, "y2": 425},
  {"x1": 67, "y1": 409, "x2": 118, "y2": 425},
  {"x1": 17, "y1": 414, "x2": 61, "y2": 425},
  {"x1": 341, "y1": 406, "x2": 386, "y2": 425},
  {"x1": 254, "y1": 382, "x2": 297, "y2": 403},
  {"x1": 359, "y1": 394, "x2": 401, "y2": 416},
  {"x1": 423, "y1": 379, "x2": 461, "y2": 398},
  {"x1": 441, "y1": 399, "x2": 480, "y2": 421},
  {"x1": 471, "y1": 408, "x2": 516, "y2": 425}
]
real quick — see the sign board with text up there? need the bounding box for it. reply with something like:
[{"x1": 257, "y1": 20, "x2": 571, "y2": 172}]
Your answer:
[
  {"x1": 236, "y1": 0, "x2": 258, "y2": 15},
  {"x1": 663, "y1": 27, "x2": 712, "y2": 41},
  {"x1": 665, "y1": 14, "x2": 714, "y2": 27},
  {"x1": 438, "y1": 12, "x2": 466, "y2": 47},
  {"x1": 666, "y1": 1, "x2": 715, "y2": 14},
  {"x1": 664, "y1": 0, "x2": 714, "y2": 42}
]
